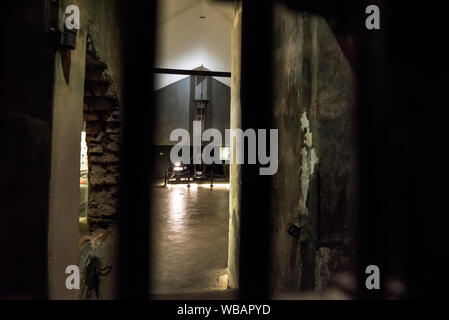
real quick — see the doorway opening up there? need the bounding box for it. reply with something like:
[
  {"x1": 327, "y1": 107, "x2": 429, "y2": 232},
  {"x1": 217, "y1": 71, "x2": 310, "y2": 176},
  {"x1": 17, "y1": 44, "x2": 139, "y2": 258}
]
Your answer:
[{"x1": 150, "y1": 0, "x2": 234, "y2": 297}]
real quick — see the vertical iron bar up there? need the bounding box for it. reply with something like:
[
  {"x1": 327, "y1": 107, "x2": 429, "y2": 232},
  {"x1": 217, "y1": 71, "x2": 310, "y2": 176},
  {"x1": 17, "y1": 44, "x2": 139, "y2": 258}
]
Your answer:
[
  {"x1": 239, "y1": 0, "x2": 273, "y2": 299},
  {"x1": 118, "y1": 0, "x2": 156, "y2": 299},
  {"x1": 356, "y1": 0, "x2": 395, "y2": 299}
]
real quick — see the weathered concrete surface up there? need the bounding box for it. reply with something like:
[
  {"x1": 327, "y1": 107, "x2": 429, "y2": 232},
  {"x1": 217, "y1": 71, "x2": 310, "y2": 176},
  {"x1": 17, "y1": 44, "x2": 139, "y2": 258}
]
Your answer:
[
  {"x1": 270, "y1": 3, "x2": 356, "y2": 293},
  {"x1": 48, "y1": 0, "x2": 87, "y2": 300},
  {"x1": 227, "y1": 1, "x2": 242, "y2": 290},
  {"x1": 311, "y1": 15, "x2": 356, "y2": 292}
]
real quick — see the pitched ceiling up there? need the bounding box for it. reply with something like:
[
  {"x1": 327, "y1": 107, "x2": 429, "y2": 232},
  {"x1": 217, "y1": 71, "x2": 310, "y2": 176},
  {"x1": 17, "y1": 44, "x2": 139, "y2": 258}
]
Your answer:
[
  {"x1": 154, "y1": 0, "x2": 233, "y2": 90},
  {"x1": 157, "y1": 0, "x2": 233, "y2": 25}
]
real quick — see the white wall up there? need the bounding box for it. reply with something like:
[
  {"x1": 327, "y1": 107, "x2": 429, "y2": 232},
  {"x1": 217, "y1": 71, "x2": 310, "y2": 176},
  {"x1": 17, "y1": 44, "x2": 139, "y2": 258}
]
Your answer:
[{"x1": 154, "y1": 1, "x2": 232, "y2": 90}]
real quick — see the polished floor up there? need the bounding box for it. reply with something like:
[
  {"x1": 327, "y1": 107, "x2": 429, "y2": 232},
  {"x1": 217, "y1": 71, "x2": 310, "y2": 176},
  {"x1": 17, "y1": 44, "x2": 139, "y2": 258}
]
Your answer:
[{"x1": 150, "y1": 183, "x2": 230, "y2": 294}]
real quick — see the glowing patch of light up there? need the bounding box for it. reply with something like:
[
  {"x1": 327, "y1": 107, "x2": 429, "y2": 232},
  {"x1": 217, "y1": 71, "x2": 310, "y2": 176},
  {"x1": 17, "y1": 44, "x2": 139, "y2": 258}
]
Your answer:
[
  {"x1": 167, "y1": 188, "x2": 187, "y2": 233},
  {"x1": 219, "y1": 147, "x2": 230, "y2": 161}
]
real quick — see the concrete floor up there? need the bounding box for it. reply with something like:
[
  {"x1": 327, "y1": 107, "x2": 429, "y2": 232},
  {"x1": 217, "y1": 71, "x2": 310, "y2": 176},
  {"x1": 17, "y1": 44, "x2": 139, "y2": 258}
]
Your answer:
[{"x1": 150, "y1": 183, "x2": 230, "y2": 295}]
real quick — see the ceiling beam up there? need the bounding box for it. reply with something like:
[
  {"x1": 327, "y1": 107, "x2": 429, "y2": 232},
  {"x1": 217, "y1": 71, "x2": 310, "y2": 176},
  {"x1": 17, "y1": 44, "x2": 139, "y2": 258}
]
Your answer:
[{"x1": 153, "y1": 68, "x2": 231, "y2": 77}]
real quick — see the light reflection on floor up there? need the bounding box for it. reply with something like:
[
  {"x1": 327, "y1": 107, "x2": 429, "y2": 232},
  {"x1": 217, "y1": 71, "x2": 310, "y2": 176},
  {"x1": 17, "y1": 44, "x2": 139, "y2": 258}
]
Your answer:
[{"x1": 150, "y1": 184, "x2": 229, "y2": 294}]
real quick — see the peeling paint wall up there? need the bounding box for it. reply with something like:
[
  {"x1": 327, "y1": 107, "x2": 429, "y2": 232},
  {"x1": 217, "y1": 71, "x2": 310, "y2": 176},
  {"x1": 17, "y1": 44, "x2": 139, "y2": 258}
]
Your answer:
[
  {"x1": 299, "y1": 111, "x2": 319, "y2": 218},
  {"x1": 270, "y1": 3, "x2": 356, "y2": 293}
]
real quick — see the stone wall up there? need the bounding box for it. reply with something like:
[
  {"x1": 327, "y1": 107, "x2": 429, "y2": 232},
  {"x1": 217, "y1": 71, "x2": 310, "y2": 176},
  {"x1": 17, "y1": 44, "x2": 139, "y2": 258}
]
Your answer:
[
  {"x1": 84, "y1": 40, "x2": 121, "y2": 229},
  {"x1": 83, "y1": 0, "x2": 124, "y2": 230}
]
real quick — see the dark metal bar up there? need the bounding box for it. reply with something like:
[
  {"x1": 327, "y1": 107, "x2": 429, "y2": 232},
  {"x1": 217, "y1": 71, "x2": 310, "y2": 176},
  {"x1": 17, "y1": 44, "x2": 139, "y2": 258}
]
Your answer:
[
  {"x1": 154, "y1": 68, "x2": 231, "y2": 78},
  {"x1": 238, "y1": 0, "x2": 273, "y2": 299},
  {"x1": 356, "y1": 0, "x2": 389, "y2": 300},
  {"x1": 383, "y1": 1, "x2": 449, "y2": 299},
  {"x1": 118, "y1": 0, "x2": 156, "y2": 299},
  {"x1": 356, "y1": 0, "x2": 449, "y2": 299}
]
